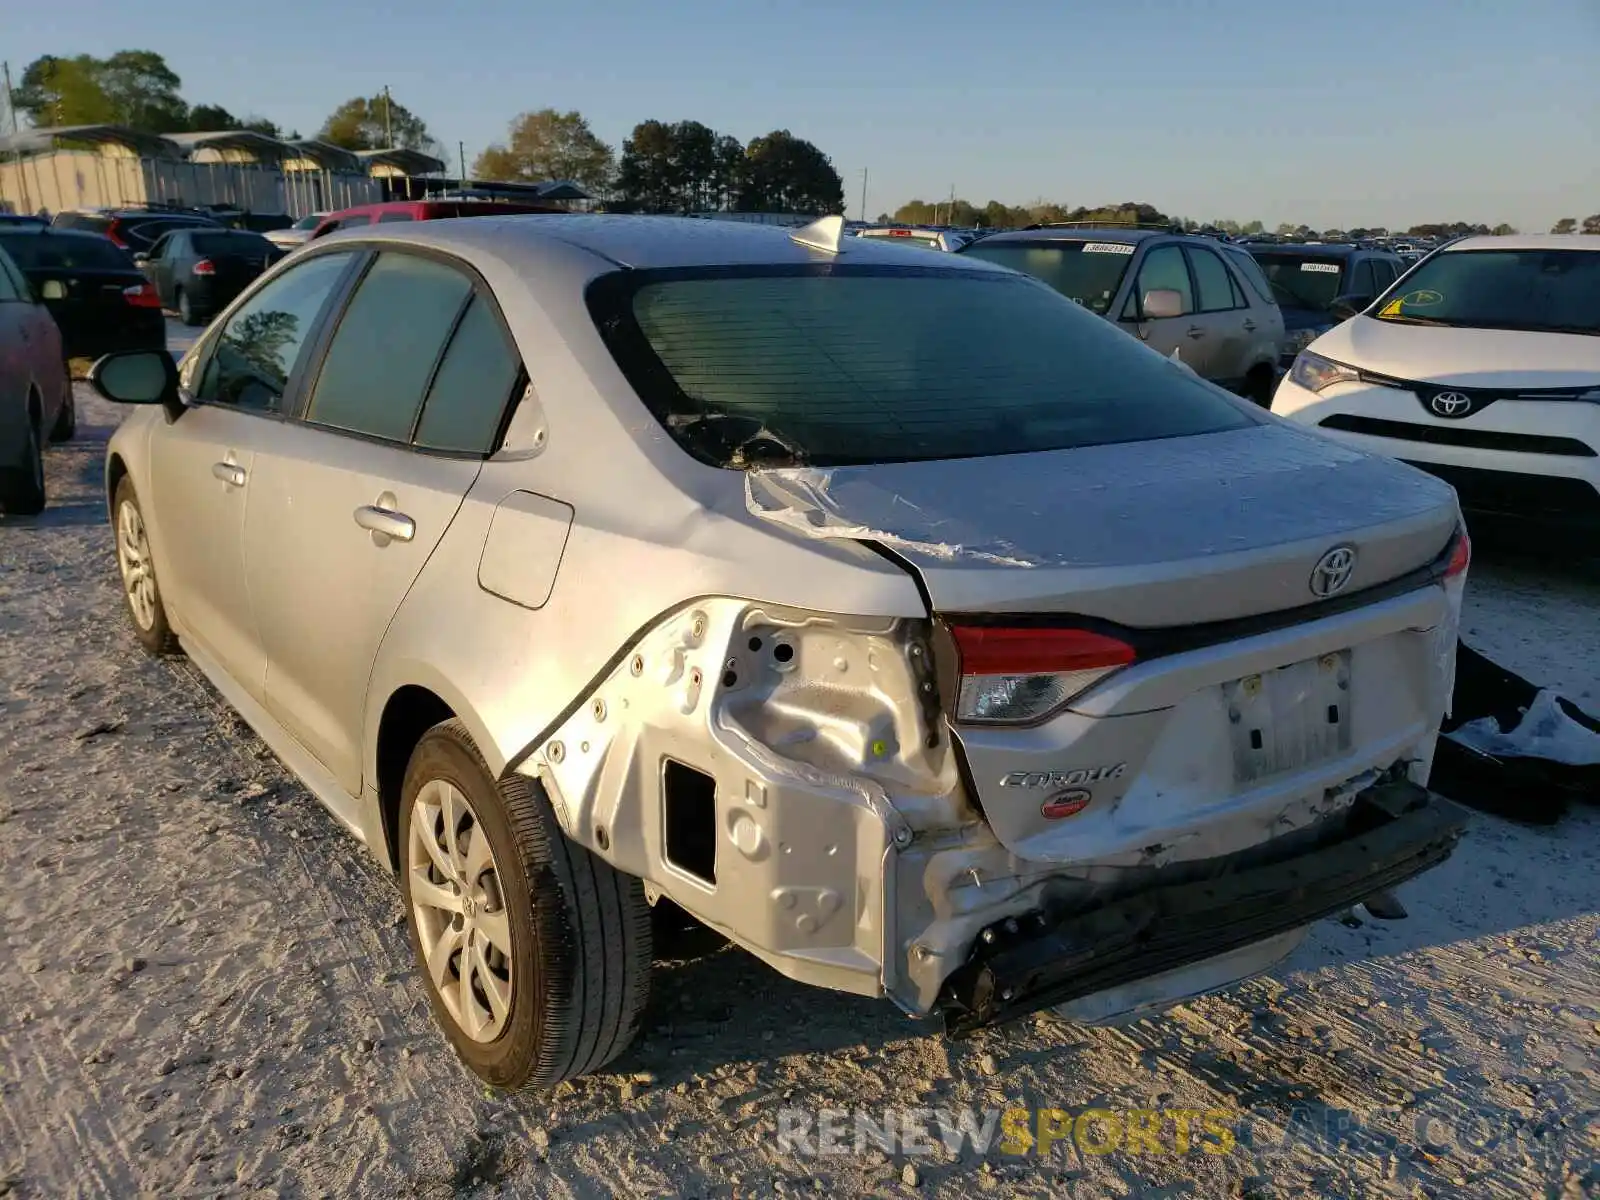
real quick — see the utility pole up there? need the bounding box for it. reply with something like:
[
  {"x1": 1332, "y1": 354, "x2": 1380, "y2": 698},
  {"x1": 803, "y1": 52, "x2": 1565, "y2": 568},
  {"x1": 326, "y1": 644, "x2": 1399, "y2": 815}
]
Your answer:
[
  {"x1": 949, "y1": 182, "x2": 956, "y2": 226},
  {"x1": 459, "y1": 141, "x2": 467, "y2": 184},
  {"x1": 383, "y1": 85, "x2": 394, "y2": 148},
  {"x1": 859, "y1": 167, "x2": 868, "y2": 224},
  {"x1": 1, "y1": 60, "x2": 31, "y2": 214}
]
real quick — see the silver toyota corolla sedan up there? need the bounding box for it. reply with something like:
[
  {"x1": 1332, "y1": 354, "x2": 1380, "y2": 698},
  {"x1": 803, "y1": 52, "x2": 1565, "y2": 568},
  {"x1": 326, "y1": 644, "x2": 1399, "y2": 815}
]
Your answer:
[{"x1": 90, "y1": 213, "x2": 1471, "y2": 1090}]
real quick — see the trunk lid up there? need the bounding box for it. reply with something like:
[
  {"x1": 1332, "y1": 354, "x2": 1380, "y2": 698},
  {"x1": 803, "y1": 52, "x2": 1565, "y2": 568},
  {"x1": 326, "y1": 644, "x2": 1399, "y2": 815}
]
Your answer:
[{"x1": 745, "y1": 423, "x2": 1459, "y2": 626}]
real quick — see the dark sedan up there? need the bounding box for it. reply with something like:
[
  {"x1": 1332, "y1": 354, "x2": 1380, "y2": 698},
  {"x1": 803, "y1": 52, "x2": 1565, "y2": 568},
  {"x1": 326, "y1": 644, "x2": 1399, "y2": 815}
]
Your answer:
[
  {"x1": 138, "y1": 228, "x2": 285, "y2": 326},
  {"x1": 0, "y1": 227, "x2": 165, "y2": 361}
]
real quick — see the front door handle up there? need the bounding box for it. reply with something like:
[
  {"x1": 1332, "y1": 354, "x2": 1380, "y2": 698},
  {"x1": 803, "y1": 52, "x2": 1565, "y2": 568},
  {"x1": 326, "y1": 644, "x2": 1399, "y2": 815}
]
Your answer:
[
  {"x1": 211, "y1": 461, "x2": 246, "y2": 487},
  {"x1": 1186, "y1": 326, "x2": 1206, "y2": 339},
  {"x1": 1242, "y1": 319, "x2": 1257, "y2": 332},
  {"x1": 354, "y1": 505, "x2": 416, "y2": 543}
]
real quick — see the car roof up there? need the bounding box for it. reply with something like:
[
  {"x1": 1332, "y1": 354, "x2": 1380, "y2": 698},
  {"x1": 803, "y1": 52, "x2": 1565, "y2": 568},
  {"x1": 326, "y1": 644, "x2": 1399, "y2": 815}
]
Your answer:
[
  {"x1": 317, "y1": 214, "x2": 1015, "y2": 272},
  {"x1": 1439, "y1": 234, "x2": 1600, "y2": 253},
  {"x1": 0, "y1": 226, "x2": 110, "y2": 241}
]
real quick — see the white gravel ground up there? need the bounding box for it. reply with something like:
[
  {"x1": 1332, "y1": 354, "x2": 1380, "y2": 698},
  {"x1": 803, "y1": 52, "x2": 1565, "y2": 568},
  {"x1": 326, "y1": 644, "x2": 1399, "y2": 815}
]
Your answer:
[{"x1": 1, "y1": 374, "x2": 1596, "y2": 1199}]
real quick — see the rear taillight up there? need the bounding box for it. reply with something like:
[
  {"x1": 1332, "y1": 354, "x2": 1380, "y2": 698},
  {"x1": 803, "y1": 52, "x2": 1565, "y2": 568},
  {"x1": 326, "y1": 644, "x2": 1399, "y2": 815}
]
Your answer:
[
  {"x1": 122, "y1": 283, "x2": 161, "y2": 309},
  {"x1": 949, "y1": 625, "x2": 1136, "y2": 724},
  {"x1": 192, "y1": 258, "x2": 216, "y2": 276},
  {"x1": 1444, "y1": 527, "x2": 1471, "y2": 580},
  {"x1": 106, "y1": 221, "x2": 127, "y2": 248}
]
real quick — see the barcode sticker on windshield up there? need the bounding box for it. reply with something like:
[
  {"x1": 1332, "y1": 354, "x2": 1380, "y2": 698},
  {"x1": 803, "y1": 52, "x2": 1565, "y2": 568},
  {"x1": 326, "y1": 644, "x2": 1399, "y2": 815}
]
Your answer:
[
  {"x1": 1300, "y1": 262, "x2": 1341, "y2": 273},
  {"x1": 1082, "y1": 242, "x2": 1136, "y2": 254}
]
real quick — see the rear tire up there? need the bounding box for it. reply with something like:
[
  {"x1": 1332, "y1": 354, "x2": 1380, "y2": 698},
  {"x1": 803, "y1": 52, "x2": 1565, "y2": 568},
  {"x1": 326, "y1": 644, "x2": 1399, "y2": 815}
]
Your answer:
[
  {"x1": 177, "y1": 287, "x2": 201, "y2": 327},
  {"x1": 0, "y1": 405, "x2": 46, "y2": 516},
  {"x1": 399, "y1": 719, "x2": 652, "y2": 1090},
  {"x1": 112, "y1": 477, "x2": 178, "y2": 655}
]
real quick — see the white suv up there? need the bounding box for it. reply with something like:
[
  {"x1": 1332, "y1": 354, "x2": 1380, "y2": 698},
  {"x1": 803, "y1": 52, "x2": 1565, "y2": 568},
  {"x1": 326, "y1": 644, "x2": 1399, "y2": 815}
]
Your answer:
[{"x1": 1272, "y1": 235, "x2": 1600, "y2": 532}]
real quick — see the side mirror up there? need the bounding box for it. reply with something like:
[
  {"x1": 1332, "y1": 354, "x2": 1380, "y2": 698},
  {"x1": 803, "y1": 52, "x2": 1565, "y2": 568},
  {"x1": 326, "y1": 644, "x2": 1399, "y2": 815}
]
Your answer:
[
  {"x1": 1142, "y1": 288, "x2": 1186, "y2": 320},
  {"x1": 89, "y1": 350, "x2": 181, "y2": 419},
  {"x1": 1330, "y1": 294, "x2": 1374, "y2": 321}
]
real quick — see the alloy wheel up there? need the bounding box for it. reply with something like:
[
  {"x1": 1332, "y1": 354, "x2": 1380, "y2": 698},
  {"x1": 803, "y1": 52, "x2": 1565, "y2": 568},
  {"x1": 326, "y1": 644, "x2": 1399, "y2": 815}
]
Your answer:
[
  {"x1": 115, "y1": 500, "x2": 157, "y2": 630},
  {"x1": 407, "y1": 779, "x2": 514, "y2": 1043}
]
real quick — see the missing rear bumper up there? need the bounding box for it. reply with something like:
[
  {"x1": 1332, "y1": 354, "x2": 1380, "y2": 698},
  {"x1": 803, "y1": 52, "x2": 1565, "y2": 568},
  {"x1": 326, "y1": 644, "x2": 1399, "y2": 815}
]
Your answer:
[{"x1": 938, "y1": 779, "x2": 1466, "y2": 1034}]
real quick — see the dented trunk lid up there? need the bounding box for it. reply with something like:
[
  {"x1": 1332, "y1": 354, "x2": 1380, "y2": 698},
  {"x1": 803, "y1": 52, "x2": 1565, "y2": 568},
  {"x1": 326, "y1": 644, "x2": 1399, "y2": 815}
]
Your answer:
[{"x1": 745, "y1": 423, "x2": 1459, "y2": 626}]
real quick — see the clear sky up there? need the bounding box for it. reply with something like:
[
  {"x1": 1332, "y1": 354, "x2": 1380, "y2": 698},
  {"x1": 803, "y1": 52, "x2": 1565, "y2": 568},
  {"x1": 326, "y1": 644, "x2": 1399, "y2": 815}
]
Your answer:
[{"x1": 8, "y1": 0, "x2": 1598, "y2": 231}]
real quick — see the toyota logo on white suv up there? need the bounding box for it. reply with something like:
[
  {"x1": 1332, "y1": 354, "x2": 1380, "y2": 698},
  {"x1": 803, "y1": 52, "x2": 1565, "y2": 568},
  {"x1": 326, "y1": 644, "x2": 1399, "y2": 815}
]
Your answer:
[{"x1": 1429, "y1": 391, "x2": 1474, "y2": 418}]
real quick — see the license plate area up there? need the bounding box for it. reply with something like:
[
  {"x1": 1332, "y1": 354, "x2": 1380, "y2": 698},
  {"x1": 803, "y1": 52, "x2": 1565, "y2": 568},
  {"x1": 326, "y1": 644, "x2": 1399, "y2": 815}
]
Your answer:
[{"x1": 1223, "y1": 650, "x2": 1352, "y2": 784}]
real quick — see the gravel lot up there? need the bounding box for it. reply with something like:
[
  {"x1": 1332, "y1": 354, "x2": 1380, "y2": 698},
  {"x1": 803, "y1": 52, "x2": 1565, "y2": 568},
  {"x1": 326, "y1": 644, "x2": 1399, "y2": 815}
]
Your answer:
[{"x1": 1, "y1": 371, "x2": 1596, "y2": 1199}]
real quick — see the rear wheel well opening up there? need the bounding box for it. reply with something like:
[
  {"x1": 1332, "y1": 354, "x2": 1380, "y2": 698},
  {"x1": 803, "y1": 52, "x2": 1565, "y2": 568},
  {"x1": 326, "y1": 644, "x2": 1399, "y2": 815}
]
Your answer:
[
  {"x1": 376, "y1": 686, "x2": 455, "y2": 871},
  {"x1": 106, "y1": 454, "x2": 129, "y2": 518}
]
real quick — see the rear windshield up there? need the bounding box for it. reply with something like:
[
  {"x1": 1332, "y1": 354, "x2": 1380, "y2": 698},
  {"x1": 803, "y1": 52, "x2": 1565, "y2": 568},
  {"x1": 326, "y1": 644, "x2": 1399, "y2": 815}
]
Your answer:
[
  {"x1": 1374, "y1": 248, "x2": 1599, "y2": 335},
  {"x1": 193, "y1": 231, "x2": 275, "y2": 256},
  {"x1": 857, "y1": 230, "x2": 943, "y2": 251},
  {"x1": 0, "y1": 233, "x2": 133, "y2": 270},
  {"x1": 1246, "y1": 251, "x2": 1348, "y2": 311},
  {"x1": 959, "y1": 240, "x2": 1136, "y2": 315},
  {"x1": 588, "y1": 265, "x2": 1255, "y2": 469},
  {"x1": 52, "y1": 212, "x2": 113, "y2": 235}
]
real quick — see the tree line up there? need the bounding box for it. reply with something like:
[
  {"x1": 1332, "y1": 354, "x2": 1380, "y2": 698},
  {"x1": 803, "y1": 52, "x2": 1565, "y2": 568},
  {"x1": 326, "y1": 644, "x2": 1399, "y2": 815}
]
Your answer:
[
  {"x1": 9, "y1": 50, "x2": 846, "y2": 214},
  {"x1": 887, "y1": 197, "x2": 1547, "y2": 239}
]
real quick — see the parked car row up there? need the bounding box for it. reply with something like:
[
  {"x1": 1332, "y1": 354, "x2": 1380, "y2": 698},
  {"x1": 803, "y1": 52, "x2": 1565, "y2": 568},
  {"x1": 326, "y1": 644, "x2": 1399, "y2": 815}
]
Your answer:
[{"x1": 79, "y1": 211, "x2": 1477, "y2": 1090}]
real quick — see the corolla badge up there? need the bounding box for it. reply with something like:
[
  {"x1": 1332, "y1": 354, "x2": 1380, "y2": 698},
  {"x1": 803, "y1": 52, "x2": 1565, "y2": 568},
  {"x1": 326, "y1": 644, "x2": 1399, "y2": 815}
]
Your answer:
[
  {"x1": 1309, "y1": 545, "x2": 1357, "y2": 598},
  {"x1": 1429, "y1": 391, "x2": 1473, "y2": 418},
  {"x1": 998, "y1": 764, "x2": 1127, "y2": 789}
]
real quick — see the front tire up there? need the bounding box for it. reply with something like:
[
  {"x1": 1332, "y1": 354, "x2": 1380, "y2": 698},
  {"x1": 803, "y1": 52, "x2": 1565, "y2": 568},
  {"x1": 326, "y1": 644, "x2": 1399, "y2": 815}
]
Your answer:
[
  {"x1": 1244, "y1": 365, "x2": 1276, "y2": 409},
  {"x1": 399, "y1": 720, "x2": 652, "y2": 1090},
  {"x1": 0, "y1": 409, "x2": 46, "y2": 516},
  {"x1": 113, "y1": 478, "x2": 178, "y2": 655}
]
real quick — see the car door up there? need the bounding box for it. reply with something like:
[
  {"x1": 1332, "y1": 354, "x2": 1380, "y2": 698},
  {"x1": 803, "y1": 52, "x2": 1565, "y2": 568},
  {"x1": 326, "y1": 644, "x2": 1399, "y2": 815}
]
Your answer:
[
  {"x1": 1184, "y1": 244, "x2": 1254, "y2": 387},
  {"x1": 0, "y1": 249, "x2": 64, "y2": 441},
  {"x1": 145, "y1": 249, "x2": 359, "y2": 700},
  {"x1": 143, "y1": 232, "x2": 179, "y2": 307},
  {"x1": 1120, "y1": 243, "x2": 1204, "y2": 369},
  {"x1": 241, "y1": 249, "x2": 513, "y2": 796}
]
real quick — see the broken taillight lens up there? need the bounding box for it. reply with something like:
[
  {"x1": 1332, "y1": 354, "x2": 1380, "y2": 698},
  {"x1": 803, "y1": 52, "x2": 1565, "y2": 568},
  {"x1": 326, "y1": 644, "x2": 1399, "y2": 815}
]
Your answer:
[
  {"x1": 949, "y1": 625, "x2": 1137, "y2": 724},
  {"x1": 1444, "y1": 527, "x2": 1471, "y2": 580}
]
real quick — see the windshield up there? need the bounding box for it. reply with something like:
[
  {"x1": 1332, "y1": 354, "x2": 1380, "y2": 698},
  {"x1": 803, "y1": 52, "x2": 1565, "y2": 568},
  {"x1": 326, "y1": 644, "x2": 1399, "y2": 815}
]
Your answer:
[
  {"x1": 588, "y1": 265, "x2": 1255, "y2": 469},
  {"x1": 0, "y1": 233, "x2": 133, "y2": 270},
  {"x1": 959, "y1": 240, "x2": 1135, "y2": 315},
  {"x1": 1247, "y1": 252, "x2": 1347, "y2": 311},
  {"x1": 1373, "y1": 249, "x2": 1599, "y2": 335},
  {"x1": 193, "y1": 231, "x2": 275, "y2": 256}
]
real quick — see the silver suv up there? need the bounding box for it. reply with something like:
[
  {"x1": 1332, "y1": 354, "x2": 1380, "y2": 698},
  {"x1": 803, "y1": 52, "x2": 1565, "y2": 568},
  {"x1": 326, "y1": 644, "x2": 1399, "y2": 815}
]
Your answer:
[
  {"x1": 960, "y1": 225, "x2": 1287, "y2": 404},
  {"x1": 92, "y1": 214, "x2": 1467, "y2": 1090}
]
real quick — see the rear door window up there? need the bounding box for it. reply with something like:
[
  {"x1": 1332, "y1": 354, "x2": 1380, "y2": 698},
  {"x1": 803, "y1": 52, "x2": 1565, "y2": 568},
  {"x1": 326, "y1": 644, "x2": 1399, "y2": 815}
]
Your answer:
[
  {"x1": 1222, "y1": 247, "x2": 1275, "y2": 305},
  {"x1": 413, "y1": 295, "x2": 523, "y2": 454},
  {"x1": 1351, "y1": 259, "x2": 1377, "y2": 297},
  {"x1": 303, "y1": 252, "x2": 474, "y2": 442},
  {"x1": 1187, "y1": 246, "x2": 1244, "y2": 311},
  {"x1": 196, "y1": 251, "x2": 355, "y2": 413}
]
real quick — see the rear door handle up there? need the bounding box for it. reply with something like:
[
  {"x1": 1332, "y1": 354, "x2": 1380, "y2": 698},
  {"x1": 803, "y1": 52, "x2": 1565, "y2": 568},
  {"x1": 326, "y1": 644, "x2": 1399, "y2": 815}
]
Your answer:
[
  {"x1": 1242, "y1": 319, "x2": 1257, "y2": 332},
  {"x1": 1186, "y1": 326, "x2": 1206, "y2": 339},
  {"x1": 354, "y1": 505, "x2": 416, "y2": 543},
  {"x1": 211, "y1": 461, "x2": 246, "y2": 487}
]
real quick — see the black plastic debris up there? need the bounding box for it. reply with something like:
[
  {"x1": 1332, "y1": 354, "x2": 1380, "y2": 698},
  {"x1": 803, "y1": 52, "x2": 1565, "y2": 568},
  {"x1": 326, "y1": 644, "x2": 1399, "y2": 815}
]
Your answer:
[{"x1": 1427, "y1": 640, "x2": 1600, "y2": 824}]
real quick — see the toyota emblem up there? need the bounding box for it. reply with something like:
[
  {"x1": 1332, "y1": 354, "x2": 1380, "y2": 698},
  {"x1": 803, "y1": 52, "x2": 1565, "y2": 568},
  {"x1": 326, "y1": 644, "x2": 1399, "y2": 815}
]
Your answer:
[
  {"x1": 1309, "y1": 545, "x2": 1357, "y2": 597},
  {"x1": 1429, "y1": 391, "x2": 1473, "y2": 418}
]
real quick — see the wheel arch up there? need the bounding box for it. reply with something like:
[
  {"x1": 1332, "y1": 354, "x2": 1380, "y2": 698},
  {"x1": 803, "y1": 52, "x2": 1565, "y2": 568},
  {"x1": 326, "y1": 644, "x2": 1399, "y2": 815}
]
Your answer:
[
  {"x1": 370, "y1": 674, "x2": 501, "y2": 872},
  {"x1": 105, "y1": 452, "x2": 129, "y2": 522}
]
